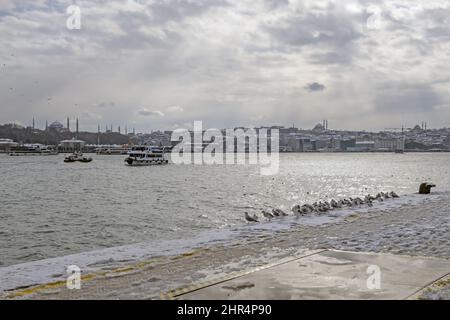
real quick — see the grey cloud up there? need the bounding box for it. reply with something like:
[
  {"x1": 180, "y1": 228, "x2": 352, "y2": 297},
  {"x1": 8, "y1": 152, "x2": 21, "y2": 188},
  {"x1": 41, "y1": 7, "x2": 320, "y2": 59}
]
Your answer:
[
  {"x1": 305, "y1": 82, "x2": 326, "y2": 92},
  {"x1": 263, "y1": 0, "x2": 290, "y2": 10},
  {"x1": 263, "y1": 3, "x2": 362, "y2": 53},
  {"x1": 167, "y1": 106, "x2": 184, "y2": 113},
  {"x1": 375, "y1": 84, "x2": 443, "y2": 113},
  {"x1": 308, "y1": 50, "x2": 353, "y2": 65},
  {"x1": 145, "y1": 0, "x2": 230, "y2": 24},
  {"x1": 261, "y1": 4, "x2": 367, "y2": 66},
  {"x1": 138, "y1": 108, "x2": 164, "y2": 117},
  {"x1": 93, "y1": 102, "x2": 116, "y2": 108}
]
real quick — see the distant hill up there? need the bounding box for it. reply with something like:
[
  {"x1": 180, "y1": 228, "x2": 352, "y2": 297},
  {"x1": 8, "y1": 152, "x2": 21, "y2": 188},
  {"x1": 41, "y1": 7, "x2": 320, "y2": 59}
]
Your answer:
[{"x1": 0, "y1": 124, "x2": 130, "y2": 145}]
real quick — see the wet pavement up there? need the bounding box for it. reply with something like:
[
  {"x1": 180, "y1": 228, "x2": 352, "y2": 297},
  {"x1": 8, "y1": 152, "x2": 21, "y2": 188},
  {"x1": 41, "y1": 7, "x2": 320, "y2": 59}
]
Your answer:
[{"x1": 174, "y1": 250, "x2": 450, "y2": 300}]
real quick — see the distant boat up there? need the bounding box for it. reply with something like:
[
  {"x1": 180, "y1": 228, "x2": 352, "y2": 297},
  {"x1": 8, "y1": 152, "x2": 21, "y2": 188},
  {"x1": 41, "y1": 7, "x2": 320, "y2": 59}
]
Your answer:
[
  {"x1": 124, "y1": 146, "x2": 169, "y2": 166},
  {"x1": 394, "y1": 149, "x2": 404, "y2": 154},
  {"x1": 9, "y1": 144, "x2": 58, "y2": 156},
  {"x1": 96, "y1": 146, "x2": 130, "y2": 155},
  {"x1": 64, "y1": 152, "x2": 93, "y2": 163}
]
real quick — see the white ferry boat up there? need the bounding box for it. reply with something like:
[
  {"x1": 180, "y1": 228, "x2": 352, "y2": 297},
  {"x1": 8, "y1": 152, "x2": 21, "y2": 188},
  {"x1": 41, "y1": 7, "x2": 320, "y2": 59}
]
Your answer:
[
  {"x1": 124, "y1": 146, "x2": 169, "y2": 166},
  {"x1": 9, "y1": 144, "x2": 58, "y2": 156}
]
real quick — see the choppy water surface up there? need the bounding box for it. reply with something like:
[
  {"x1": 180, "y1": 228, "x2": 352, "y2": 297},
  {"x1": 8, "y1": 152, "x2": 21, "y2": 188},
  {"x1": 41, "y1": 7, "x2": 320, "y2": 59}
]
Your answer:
[{"x1": 1, "y1": 153, "x2": 450, "y2": 266}]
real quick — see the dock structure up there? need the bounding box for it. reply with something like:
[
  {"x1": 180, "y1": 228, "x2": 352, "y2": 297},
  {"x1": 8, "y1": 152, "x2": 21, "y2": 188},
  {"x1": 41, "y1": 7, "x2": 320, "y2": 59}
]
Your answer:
[{"x1": 165, "y1": 250, "x2": 450, "y2": 300}]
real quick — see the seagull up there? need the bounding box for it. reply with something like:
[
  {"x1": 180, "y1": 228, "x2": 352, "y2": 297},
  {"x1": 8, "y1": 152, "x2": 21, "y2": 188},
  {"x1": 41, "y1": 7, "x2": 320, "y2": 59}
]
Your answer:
[
  {"x1": 389, "y1": 191, "x2": 399, "y2": 198},
  {"x1": 292, "y1": 205, "x2": 302, "y2": 215},
  {"x1": 292, "y1": 205, "x2": 310, "y2": 216},
  {"x1": 313, "y1": 203, "x2": 328, "y2": 213},
  {"x1": 330, "y1": 199, "x2": 339, "y2": 208},
  {"x1": 272, "y1": 208, "x2": 288, "y2": 217},
  {"x1": 322, "y1": 201, "x2": 332, "y2": 210},
  {"x1": 301, "y1": 206, "x2": 312, "y2": 214},
  {"x1": 244, "y1": 212, "x2": 258, "y2": 223},
  {"x1": 271, "y1": 209, "x2": 280, "y2": 217},
  {"x1": 262, "y1": 210, "x2": 274, "y2": 219}
]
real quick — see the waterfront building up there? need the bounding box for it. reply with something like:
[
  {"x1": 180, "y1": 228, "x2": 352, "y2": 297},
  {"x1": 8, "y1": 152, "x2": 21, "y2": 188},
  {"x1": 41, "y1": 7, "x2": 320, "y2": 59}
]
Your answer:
[
  {"x1": 340, "y1": 139, "x2": 356, "y2": 151},
  {"x1": 59, "y1": 138, "x2": 86, "y2": 152},
  {"x1": 374, "y1": 138, "x2": 404, "y2": 151},
  {"x1": 348, "y1": 141, "x2": 375, "y2": 152},
  {"x1": 0, "y1": 138, "x2": 19, "y2": 152},
  {"x1": 314, "y1": 139, "x2": 329, "y2": 151}
]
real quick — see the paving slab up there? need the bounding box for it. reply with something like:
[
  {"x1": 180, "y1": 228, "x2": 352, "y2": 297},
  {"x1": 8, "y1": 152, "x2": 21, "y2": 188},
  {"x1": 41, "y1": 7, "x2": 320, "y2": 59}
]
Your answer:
[{"x1": 174, "y1": 250, "x2": 450, "y2": 300}]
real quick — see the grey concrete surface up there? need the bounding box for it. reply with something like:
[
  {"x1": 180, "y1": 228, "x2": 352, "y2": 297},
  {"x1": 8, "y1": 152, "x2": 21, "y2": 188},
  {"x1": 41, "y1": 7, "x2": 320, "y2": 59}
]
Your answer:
[{"x1": 177, "y1": 250, "x2": 450, "y2": 300}]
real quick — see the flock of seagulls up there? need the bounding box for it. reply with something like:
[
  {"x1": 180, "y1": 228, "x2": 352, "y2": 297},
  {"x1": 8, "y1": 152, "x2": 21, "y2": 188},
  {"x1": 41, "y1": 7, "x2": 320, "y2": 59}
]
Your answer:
[{"x1": 244, "y1": 191, "x2": 399, "y2": 223}]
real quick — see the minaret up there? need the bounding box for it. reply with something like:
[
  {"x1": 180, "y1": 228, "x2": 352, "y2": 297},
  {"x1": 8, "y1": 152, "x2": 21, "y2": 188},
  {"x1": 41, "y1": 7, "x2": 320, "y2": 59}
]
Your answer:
[
  {"x1": 76, "y1": 117, "x2": 79, "y2": 138},
  {"x1": 45, "y1": 120, "x2": 48, "y2": 131},
  {"x1": 32, "y1": 117, "x2": 35, "y2": 129},
  {"x1": 67, "y1": 117, "x2": 70, "y2": 132},
  {"x1": 118, "y1": 126, "x2": 121, "y2": 134},
  {"x1": 98, "y1": 124, "x2": 100, "y2": 133},
  {"x1": 125, "y1": 126, "x2": 128, "y2": 135}
]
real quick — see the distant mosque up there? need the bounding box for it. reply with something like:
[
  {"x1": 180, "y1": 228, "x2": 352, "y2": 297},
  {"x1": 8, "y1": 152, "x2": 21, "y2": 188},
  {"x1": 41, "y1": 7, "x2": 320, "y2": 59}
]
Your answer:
[
  {"x1": 44, "y1": 117, "x2": 78, "y2": 133},
  {"x1": 48, "y1": 121, "x2": 64, "y2": 130}
]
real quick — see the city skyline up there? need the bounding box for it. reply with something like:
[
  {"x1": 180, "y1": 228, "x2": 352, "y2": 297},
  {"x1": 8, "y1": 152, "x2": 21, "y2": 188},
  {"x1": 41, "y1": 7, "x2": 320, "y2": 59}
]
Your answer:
[{"x1": 0, "y1": 116, "x2": 446, "y2": 134}]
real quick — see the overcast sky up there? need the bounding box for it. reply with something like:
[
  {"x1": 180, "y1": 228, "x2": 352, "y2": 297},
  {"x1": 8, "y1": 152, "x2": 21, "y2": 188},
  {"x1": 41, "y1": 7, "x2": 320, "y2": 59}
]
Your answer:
[{"x1": 1, "y1": 0, "x2": 450, "y2": 132}]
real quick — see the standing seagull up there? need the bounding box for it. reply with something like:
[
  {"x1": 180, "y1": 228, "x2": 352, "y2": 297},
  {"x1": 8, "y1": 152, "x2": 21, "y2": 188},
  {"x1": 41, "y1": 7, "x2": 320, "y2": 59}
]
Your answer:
[
  {"x1": 389, "y1": 191, "x2": 399, "y2": 198},
  {"x1": 262, "y1": 210, "x2": 274, "y2": 220},
  {"x1": 273, "y1": 208, "x2": 288, "y2": 217},
  {"x1": 292, "y1": 205, "x2": 302, "y2": 215},
  {"x1": 244, "y1": 212, "x2": 258, "y2": 223}
]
